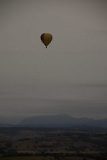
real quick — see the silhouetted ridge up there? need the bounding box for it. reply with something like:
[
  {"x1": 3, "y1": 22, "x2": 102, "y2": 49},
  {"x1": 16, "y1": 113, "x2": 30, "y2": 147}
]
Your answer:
[{"x1": 19, "y1": 115, "x2": 107, "y2": 128}]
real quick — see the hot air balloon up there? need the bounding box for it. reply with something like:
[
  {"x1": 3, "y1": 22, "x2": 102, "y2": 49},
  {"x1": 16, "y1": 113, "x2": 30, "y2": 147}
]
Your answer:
[{"x1": 40, "y1": 33, "x2": 53, "y2": 48}]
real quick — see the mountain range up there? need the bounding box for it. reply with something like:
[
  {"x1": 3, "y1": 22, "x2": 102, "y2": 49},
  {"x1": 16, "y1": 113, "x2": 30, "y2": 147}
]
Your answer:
[
  {"x1": 19, "y1": 115, "x2": 107, "y2": 128},
  {"x1": 0, "y1": 115, "x2": 107, "y2": 128}
]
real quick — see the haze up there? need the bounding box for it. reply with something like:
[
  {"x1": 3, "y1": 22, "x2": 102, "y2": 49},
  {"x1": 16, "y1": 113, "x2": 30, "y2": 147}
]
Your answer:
[{"x1": 0, "y1": 0, "x2": 107, "y2": 123}]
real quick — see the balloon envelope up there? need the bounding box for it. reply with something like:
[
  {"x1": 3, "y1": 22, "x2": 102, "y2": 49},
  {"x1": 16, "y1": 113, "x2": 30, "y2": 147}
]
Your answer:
[{"x1": 41, "y1": 33, "x2": 53, "y2": 48}]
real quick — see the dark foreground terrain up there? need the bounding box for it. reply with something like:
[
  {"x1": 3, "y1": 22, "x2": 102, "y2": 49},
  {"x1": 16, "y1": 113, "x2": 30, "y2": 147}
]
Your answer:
[{"x1": 0, "y1": 127, "x2": 107, "y2": 160}]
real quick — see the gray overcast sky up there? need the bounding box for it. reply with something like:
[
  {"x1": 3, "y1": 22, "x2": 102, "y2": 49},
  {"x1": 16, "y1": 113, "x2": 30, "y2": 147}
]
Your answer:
[{"x1": 0, "y1": 0, "x2": 107, "y2": 122}]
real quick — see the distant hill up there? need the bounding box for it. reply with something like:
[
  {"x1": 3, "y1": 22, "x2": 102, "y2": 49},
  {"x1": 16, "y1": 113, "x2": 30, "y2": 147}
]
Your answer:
[
  {"x1": 0, "y1": 115, "x2": 107, "y2": 128},
  {"x1": 19, "y1": 115, "x2": 107, "y2": 128},
  {"x1": 0, "y1": 123, "x2": 15, "y2": 127}
]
